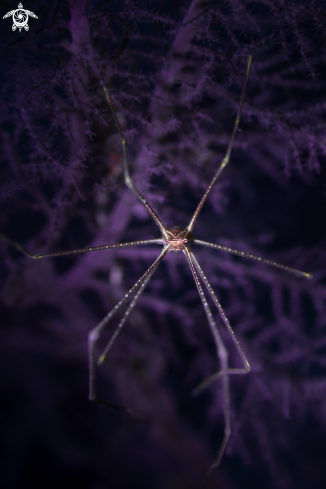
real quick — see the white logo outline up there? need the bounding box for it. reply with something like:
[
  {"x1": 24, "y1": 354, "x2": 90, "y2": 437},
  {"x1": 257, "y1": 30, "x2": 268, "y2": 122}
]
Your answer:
[{"x1": 3, "y1": 3, "x2": 38, "y2": 32}]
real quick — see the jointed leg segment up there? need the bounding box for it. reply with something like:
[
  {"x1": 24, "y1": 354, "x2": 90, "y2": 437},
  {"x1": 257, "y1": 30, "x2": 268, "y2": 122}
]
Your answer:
[
  {"x1": 187, "y1": 56, "x2": 252, "y2": 233},
  {"x1": 189, "y1": 251, "x2": 251, "y2": 396},
  {"x1": 192, "y1": 239, "x2": 312, "y2": 280},
  {"x1": 88, "y1": 246, "x2": 169, "y2": 407},
  {"x1": 102, "y1": 87, "x2": 167, "y2": 238},
  {"x1": 0, "y1": 231, "x2": 162, "y2": 260},
  {"x1": 183, "y1": 247, "x2": 231, "y2": 468}
]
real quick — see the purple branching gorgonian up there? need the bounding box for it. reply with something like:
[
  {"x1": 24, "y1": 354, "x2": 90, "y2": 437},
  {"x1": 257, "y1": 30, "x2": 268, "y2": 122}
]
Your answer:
[{"x1": 1, "y1": 1, "x2": 326, "y2": 488}]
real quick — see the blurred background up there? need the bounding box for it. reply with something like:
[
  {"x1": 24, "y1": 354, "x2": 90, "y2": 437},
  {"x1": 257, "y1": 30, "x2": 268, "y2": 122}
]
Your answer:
[{"x1": 1, "y1": 1, "x2": 326, "y2": 488}]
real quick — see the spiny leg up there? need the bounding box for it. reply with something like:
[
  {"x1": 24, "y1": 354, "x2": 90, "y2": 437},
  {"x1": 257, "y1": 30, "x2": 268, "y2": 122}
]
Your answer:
[
  {"x1": 102, "y1": 87, "x2": 167, "y2": 238},
  {"x1": 0, "y1": 231, "x2": 162, "y2": 259},
  {"x1": 187, "y1": 55, "x2": 252, "y2": 233},
  {"x1": 88, "y1": 246, "x2": 170, "y2": 411},
  {"x1": 98, "y1": 259, "x2": 160, "y2": 364},
  {"x1": 89, "y1": 263, "x2": 160, "y2": 420},
  {"x1": 183, "y1": 247, "x2": 231, "y2": 469},
  {"x1": 0, "y1": 230, "x2": 164, "y2": 417},
  {"x1": 189, "y1": 250, "x2": 250, "y2": 396},
  {"x1": 192, "y1": 239, "x2": 313, "y2": 280},
  {"x1": 188, "y1": 241, "x2": 312, "y2": 393}
]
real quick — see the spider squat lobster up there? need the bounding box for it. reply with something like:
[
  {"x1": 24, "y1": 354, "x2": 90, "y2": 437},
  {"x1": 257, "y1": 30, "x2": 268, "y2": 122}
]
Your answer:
[{"x1": 0, "y1": 55, "x2": 312, "y2": 469}]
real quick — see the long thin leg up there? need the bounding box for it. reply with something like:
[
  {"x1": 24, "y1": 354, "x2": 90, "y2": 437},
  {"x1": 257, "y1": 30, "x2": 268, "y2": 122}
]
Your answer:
[
  {"x1": 0, "y1": 231, "x2": 162, "y2": 259},
  {"x1": 192, "y1": 239, "x2": 313, "y2": 279},
  {"x1": 98, "y1": 260, "x2": 159, "y2": 364},
  {"x1": 89, "y1": 254, "x2": 161, "y2": 420},
  {"x1": 103, "y1": 87, "x2": 167, "y2": 238},
  {"x1": 187, "y1": 56, "x2": 252, "y2": 233},
  {"x1": 183, "y1": 247, "x2": 230, "y2": 469},
  {"x1": 88, "y1": 246, "x2": 169, "y2": 407},
  {"x1": 190, "y1": 250, "x2": 250, "y2": 396}
]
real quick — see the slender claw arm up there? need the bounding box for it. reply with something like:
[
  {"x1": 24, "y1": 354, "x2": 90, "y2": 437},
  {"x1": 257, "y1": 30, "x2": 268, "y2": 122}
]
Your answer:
[
  {"x1": 192, "y1": 239, "x2": 313, "y2": 279},
  {"x1": 102, "y1": 87, "x2": 167, "y2": 238},
  {"x1": 0, "y1": 231, "x2": 163, "y2": 259},
  {"x1": 183, "y1": 247, "x2": 231, "y2": 468},
  {"x1": 88, "y1": 254, "x2": 162, "y2": 423},
  {"x1": 187, "y1": 56, "x2": 252, "y2": 233},
  {"x1": 88, "y1": 246, "x2": 169, "y2": 403},
  {"x1": 189, "y1": 250, "x2": 250, "y2": 395},
  {"x1": 98, "y1": 260, "x2": 158, "y2": 365}
]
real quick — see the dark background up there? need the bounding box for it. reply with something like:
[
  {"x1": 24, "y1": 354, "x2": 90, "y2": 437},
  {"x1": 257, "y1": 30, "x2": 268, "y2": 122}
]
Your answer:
[{"x1": 1, "y1": 1, "x2": 326, "y2": 488}]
